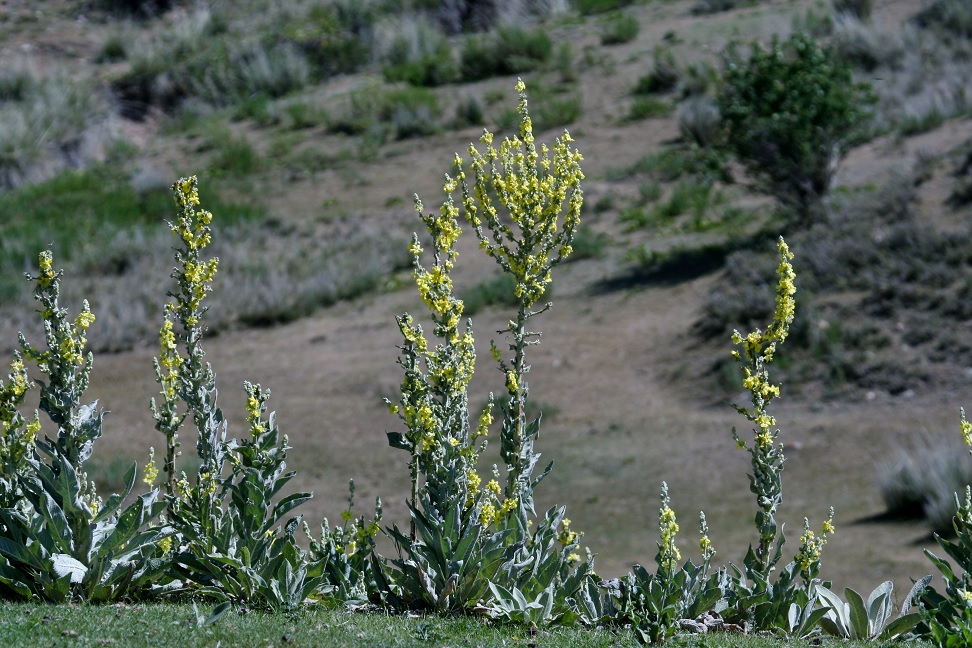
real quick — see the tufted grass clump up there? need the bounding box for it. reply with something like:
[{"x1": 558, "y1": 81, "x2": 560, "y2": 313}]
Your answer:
[{"x1": 600, "y1": 12, "x2": 640, "y2": 46}]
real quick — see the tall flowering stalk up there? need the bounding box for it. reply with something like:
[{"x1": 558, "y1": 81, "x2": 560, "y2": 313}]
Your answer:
[
  {"x1": 21, "y1": 252, "x2": 98, "y2": 469},
  {"x1": 657, "y1": 482, "x2": 681, "y2": 575},
  {"x1": 149, "y1": 177, "x2": 324, "y2": 610},
  {"x1": 386, "y1": 168, "x2": 495, "y2": 539},
  {"x1": 459, "y1": 78, "x2": 584, "y2": 516},
  {"x1": 150, "y1": 176, "x2": 221, "y2": 496},
  {"x1": 20, "y1": 251, "x2": 102, "y2": 512},
  {"x1": 728, "y1": 237, "x2": 796, "y2": 578}
]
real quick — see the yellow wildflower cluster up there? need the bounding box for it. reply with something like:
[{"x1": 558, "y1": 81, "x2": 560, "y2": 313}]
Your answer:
[
  {"x1": 54, "y1": 300, "x2": 95, "y2": 367},
  {"x1": 460, "y1": 79, "x2": 585, "y2": 309},
  {"x1": 157, "y1": 317, "x2": 184, "y2": 401},
  {"x1": 795, "y1": 509, "x2": 836, "y2": 579},
  {"x1": 411, "y1": 183, "x2": 464, "y2": 332},
  {"x1": 557, "y1": 518, "x2": 580, "y2": 546},
  {"x1": 478, "y1": 495, "x2": 518, "y2": 526},
  {"x1": 659, "y1": 505, "x2": 681, "y2": 572},
  {"x1": 36, "y1": 250, "x2": 57, "y2": 288},
  {"x1": 475, "y1": 405, "x2": 493, "y2": 439},
  {"x1": 962, "y1": 408, "x2": 972, "y2": 448},
  {"x1": 244, "y1": 382, "x2": 269, "y2": 438},
  {"x1": 169, "y1": 176, "x2": 219, "y2": 327},
  {"x1": 157, "y1": 535, "x2": 174, "y2": 554},
  {"x1": 0, "y1": 357, "x2": 40, "y2": 468},
  {"x1": 172, "y1": 177, "x2": 214, "y2": 252},
  {"x1": 143, "y1": 447, "x2": 159, "y2": 486}
]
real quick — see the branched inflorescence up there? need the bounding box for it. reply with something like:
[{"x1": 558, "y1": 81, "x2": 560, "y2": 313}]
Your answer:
[{"x1": 458, "y1": 78, "x2": 584, "y2": 514}]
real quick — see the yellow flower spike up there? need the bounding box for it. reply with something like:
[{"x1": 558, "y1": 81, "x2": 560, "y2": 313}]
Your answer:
[
  {"x1": 962, "y1": 408, "x2": 972, "y2": 448},
  {"x1": 505, "y1": 370, "x2": 519, "y2": 394},
  {"x1": 143, "y1": 447, "x2": 159, "y2": 486},
  {"x1": 479, "y1": 502, "x2": 496, "y2": 526}
]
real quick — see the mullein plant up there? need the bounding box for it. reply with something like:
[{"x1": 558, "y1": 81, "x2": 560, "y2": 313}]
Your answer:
[
  {"x1": 376, "y1": 148, "x2": 517, "y2": 612},
  {"x1": 917, "y1": 410, "x2": 972, "y2": 646},
  {"x1": 602, "y1": 483, "x2": 723, "y2": 644},
  {"x1": 305, "y1": 479, "x2": 382, "y2": 605},
  {"x1": 0, "y1": 251, "x2": 171, "y2": 602},
  {"x1": 376, "y1": 81, "x2": 591, "y2": 620},
  {"x1": 152, "y1": 177, "x2": 326, "y2": 611},
  {"x1": 724, "y1": 238, "x2": 836, "y2": 632}
]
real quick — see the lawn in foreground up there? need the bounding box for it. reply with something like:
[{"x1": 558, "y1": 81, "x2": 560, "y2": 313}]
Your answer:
[{"x1": 0, "y1": 602, "x2": 935, "y2": 647}]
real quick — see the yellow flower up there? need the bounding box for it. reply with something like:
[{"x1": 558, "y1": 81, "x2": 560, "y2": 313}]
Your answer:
[
  {"x1": 467, "y1": 470, "x2": 482, "y2": 493},
  {"x1": 479, "y1": 502, "x2": 496, "y2": 525},
  {"x1": 143, "y1": 448, "x2": 159, "y2": 486},
  {"x1": 506, "y1": 370, "x2": 518, "y2": 394},
  {"x1": 962, "y1": 409, "x2": 972, "y2": 447},
  {"x1": 341, "y1": 510, "x2": 353, "y2": 522}
]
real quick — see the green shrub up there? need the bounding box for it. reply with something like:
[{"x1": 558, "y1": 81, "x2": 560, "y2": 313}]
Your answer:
[
  {"x1": 95, "y1": 0, "x2": 173, "y2": 17},
  {"x1": 0, "y1": 70, "x2": 109, "y2": 189},
  {"x1": 281, "y1": 3, "x2": 373, "y2": 78},
  {"x1": 535, "y1": 89, "x2": 584, "y2": 130},
  {"x1": 677, "y1": 97, "x2": 723, "y2": 148},
  {"x1": 554, "y1": 42, "x2": 579, "y2": 83},
  {"x1": 459, "y1": 26, "x2": 552, "y2": 82},
  {"x1": 329, "y1": 83, "x2": 442, "y2": 141},
  {"x1": 206, "y1": 130, "x2": 260, "y2": 176},
  {"x1": 462, "y1": 274, "x2": 519, "y2": 316},
  {"x1": 718, "y1": 32, "x2": 872, "y2": 226},
  {"x1": 633, "y1": 47, "x2": 679, "y2": 95},
  {"x1": 453, "y1": 94, "x2": 485, "y2": 128},
  {"x1": 600, "y1": 12, "x2": 640, "y2": 45},
  {"x1": 680, "y1": 60, "x2": 719, "y2": 98},
  {"x1": 383, "y1": 39, "x2": 460, "y2": 87}
]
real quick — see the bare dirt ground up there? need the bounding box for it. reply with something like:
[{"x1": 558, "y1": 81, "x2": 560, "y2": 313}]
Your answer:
[{"x1": 5, "y1": 0, "x2": 972, "y2": 599}]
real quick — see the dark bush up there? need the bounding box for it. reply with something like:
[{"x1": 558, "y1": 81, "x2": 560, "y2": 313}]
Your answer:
[{"x1": 718, "y1": 32, "x2": 873, "y2": 226}]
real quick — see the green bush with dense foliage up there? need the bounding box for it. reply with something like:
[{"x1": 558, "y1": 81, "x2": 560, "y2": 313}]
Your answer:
[{"x1": 717, "y1": 32, "x2": 872, "y2": 226}]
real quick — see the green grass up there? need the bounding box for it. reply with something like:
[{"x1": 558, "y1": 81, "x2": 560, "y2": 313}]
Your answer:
[{"x1": 0, "y1": 603, "x2": 931, "y2": 647}]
